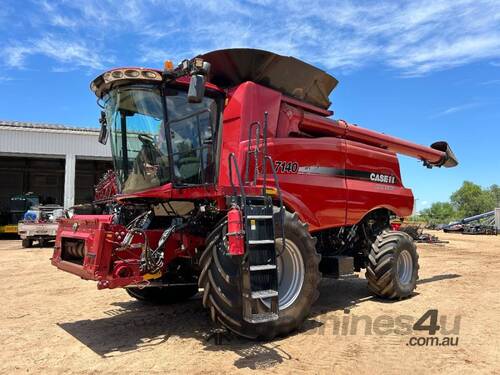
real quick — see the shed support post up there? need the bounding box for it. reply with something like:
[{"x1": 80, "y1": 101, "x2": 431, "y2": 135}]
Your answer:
[{"x1": 64, "y1": 154, "x2": 76, "y2": 209}]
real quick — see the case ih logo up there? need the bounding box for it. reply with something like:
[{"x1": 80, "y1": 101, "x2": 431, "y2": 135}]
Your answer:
[
  {"x1": 369, "y1": 173, "x2": 396, "y2": 184},
  {"x1": 294, "y1": 164, "x2": 398, "y2": 185}
]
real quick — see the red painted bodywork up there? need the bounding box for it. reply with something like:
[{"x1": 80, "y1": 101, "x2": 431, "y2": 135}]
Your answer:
[
  {"x1": 217, "y1": 82, "x2": 414, "y2": 228},
  {"x1": 227, "y1": 206, "x2": 245, "y2": 256},
  {"x1": 52, "y1": 75, "x2": 449, "y2": 288},
  {"x1": 52, "y1": 214, "x2": 204, "y2": 288}
]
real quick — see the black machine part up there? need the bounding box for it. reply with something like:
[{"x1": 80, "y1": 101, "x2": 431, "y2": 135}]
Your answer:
[
  {"x1": 319, "y1": 256, "x2": 355, "y2": 278},
  {"x1": 199, "y1": 48, "x2": 338, "y2": 110},
  {"x1": 430, "y1": 141, "x2": 458, "y2": 168}
]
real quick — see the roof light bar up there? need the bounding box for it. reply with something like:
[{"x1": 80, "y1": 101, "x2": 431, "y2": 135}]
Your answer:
[{"x1": 102, "y1": 68, "x2": 162, "y2": 84}]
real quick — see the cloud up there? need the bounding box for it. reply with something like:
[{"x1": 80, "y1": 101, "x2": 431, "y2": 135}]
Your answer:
[
  {"x1": 2, "y1": 0, "x2": 500, "y2": 76},
  {"x1": 481, "y1": 79, "x2": 500, "y2": 85},
  {"x1": 152, "y1": 0, "x2": 500, "y2": 76},
  {"x1": 37, "y1": 37, "x2": 109, "y2": 69},
  {"x1": 431, "y1": 102, "x2": 481, "y2": 118},
  {"x1": 0, "y1": 76, "x2": 15, "y2": 83},
  {"x1": 4, "y1": 46, "x2": 32, "y2": 68},
  {"x1": 50, "y1": 14, "x2": 79, "y2": 28},
  {"x1": 4, "y1": 36, "x2": 111, "y2": 70},
  {"x1": 389, "y1": 34, "x2": 500, "y2": 76}
]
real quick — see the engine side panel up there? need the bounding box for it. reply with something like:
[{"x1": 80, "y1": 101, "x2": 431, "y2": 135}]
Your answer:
[
  {"x1": 218, "y1": 82, "x2": 414, "y2": 231},
  {"x1": 266, "y1": 138, "x2": 347, "y2": 230},
  {"x1": 344, "y1": 140, "x2": 414, "y2": 224}
]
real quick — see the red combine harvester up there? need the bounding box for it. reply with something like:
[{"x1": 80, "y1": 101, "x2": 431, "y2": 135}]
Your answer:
[{"x1": 51, "y1": 49, "x2": 457, "y2": 339}]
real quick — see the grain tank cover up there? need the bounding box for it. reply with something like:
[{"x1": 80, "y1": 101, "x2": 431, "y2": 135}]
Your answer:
[{"x1": 199, "y1": 48, "x2": 338, "y2": 110}]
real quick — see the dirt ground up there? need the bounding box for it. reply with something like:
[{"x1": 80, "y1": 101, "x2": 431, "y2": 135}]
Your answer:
[{"x1": 1, "y1": 231, "x2": 499, "y2": 374}]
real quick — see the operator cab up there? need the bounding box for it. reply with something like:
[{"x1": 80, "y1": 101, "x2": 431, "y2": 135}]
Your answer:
[{"x1": 91, "y1": 63, "x2": 224, "y2": 195}]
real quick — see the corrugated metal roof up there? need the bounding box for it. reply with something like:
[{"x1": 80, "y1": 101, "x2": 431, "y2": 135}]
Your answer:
[
  {"x1": 0, "y1": 119, "x2": 110, "y2": 158},
  {"x1": 0, "y1": 119, "x2": 99, "y2": 133}
]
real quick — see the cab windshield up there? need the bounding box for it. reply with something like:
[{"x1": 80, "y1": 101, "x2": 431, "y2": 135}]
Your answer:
[{"x1": 104, "y1": 85, "x2": 219, "y2": 194}]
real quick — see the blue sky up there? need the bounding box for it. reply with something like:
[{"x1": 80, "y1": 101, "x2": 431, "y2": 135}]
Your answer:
[{"x1": 1, "y1": 0, "x2": 499, "y2": 211}]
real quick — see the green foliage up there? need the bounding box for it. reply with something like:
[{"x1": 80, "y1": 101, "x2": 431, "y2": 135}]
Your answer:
[
  {"x1": 419, "y1": 202, "x2": 457, "y2": 224},
  {"x1": 418, "y1": 181, "x2": 499, "y2": 224},
  {"x1": 450, "y1": 181, "x2": 496, "y2": 217},
  {"x1": 489, "y1": 184, "x2": 500, "y2": 207}
]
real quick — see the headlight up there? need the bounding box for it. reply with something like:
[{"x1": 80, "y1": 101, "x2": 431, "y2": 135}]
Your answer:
[{"x1": 124, "y1": 69, "x2": 140, "y2": 78}]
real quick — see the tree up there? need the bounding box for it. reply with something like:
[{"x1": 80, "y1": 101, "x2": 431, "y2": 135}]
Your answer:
[
  {"x1": 489, "y1": 184, "x2": 500, "y2": 208},
  {"x1": 420, "y1": 202, "x2": 457, "y2": 224},
  {"x1": 450, "y1": 181, "x2": 496, "y2": 218}
]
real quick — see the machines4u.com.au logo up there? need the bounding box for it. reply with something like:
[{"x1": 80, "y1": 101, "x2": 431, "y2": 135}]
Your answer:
[{"x1": 306, "y1": 309, "x2": 460, "y2": 347}]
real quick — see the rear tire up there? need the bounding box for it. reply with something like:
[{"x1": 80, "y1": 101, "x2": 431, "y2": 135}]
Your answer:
[
  {"x1": 126, "y1": 285, "x2": 199, "y2": 304},
  {"x1": 366, "y1": 231, "x2": 419, "y2": 299},
  {"x1": 199, "y1": 211, "x2": 321, "y2": 339}
]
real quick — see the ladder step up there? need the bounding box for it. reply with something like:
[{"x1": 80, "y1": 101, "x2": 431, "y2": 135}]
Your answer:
[
  {"x1": 251, "y1": 289, "x2": 278, "y2": 299},
  {"x1": 339, "y1": 274, "x2": 359, "y2": 280},
  {"x1": 249, "y1": 264, "x2": 277, "y2": 271},
  {"x1": 245, "y1": 312, "x2": 279, "y2": 324},
  {"x1": 246, "y1": 215, "x2": 273, "y2": 219},
  {"x1": 248, "y1": 239, "x2": 274, "y2": 245}
]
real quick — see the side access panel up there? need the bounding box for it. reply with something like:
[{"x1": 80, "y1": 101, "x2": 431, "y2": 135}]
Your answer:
[
  {"x1": 344, "y1": 140, "x2": 414, "y2": 224},
  {"x1": 264, "y1": 138, "x2": 347, "y2": 231}
]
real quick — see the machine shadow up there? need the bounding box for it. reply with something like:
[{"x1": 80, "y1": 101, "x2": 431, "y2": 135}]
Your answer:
[
  {"x1": 416, "y1": 273, "x2": 461, "y2": 285},
  {"x1": 57, "y1": 294, "x2": 293, "y2": 369},
  {"x1": 301, "y1": 272, "x2": 461, "y2": 322},
  {"x1": 56, "y1": 279, "x2": 370, "y2": 366},
  {"x1": 311, "y1": 277, "x2": 374, "y2": 316},
  {"x1": 57, "y1": 273, "x2": 459, "y2": 367},
  {"x1": 57, "y1": 296, "x2": 209, "y2": 357}
]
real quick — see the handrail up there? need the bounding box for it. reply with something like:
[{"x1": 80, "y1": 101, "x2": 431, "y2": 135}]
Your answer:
[
  {"x1": 228, "y1": 112, "x2": 286, "y2": 255},
  {"x1": 228, "y1": 152, "x2": 246, "y2": 201},
  {"x1": 262, "y1": 112, "x2": 269, "y2": 195},
  {"x1": 244, "y1": 121, "x2": 261, "y2": 185},
  {"x1": 263, "y1": 154, "x2": 286, "y2": 256}
]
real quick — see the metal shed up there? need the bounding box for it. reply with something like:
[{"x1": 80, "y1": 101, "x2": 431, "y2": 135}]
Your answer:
[{"x1": 0, "y1": 120, "x2": 112, "y2": 210}]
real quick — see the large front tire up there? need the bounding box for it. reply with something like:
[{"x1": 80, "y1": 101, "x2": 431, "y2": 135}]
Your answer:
[
  {"x1": 199, "y1": 211, "x2": 321, "y2": 339},
  {"x1": 366, "y1": 231, "x2": 419, "y2": 299}
]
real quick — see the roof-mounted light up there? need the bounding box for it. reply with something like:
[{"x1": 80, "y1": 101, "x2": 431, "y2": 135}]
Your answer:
[
  {"x1": 164, "y1": 60, "x2": 174, "y2": 71},
  {"x1": 100, "y1": 68, "x2": 162, "y2": 84},
  {"x1": 142, "y1": 70, "x2": 158, "y2": 79},
  {"x1": 92, "y1": 68, "x2": 163, "y2": 97},
  {"x1": 193, "y1": 58, "x2": 204, "y2": 69},
  {"x1": 124, "y1": 69, "x2": 140, "y2": 78}
]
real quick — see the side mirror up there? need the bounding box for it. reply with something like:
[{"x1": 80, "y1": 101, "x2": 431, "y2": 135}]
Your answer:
[
  {"x1": 98, "y1": 111, "x2": 109, "y2": 145},
  {"x1": 187, "y1": 74, "x2": 206, "y2": 103},
  {"x1": 187, "y1": 61, "x2": 211, "y2": 103}
]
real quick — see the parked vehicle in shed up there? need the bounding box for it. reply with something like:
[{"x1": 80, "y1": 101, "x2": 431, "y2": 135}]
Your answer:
[
  {"x1": 18, "y1": 205, "x2": 64, "y2": 247},
  {"x1": 0, "y1": 193, "x2": 40, "y2": 235}
]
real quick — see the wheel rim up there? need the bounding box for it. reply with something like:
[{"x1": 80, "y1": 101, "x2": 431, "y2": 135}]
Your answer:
[
  {"x1": 396, "y1": 249, "x2": 413, "y2": 285},
  {"x1": 262, "y1": 238, "x2": 305, "y2": 310}
]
